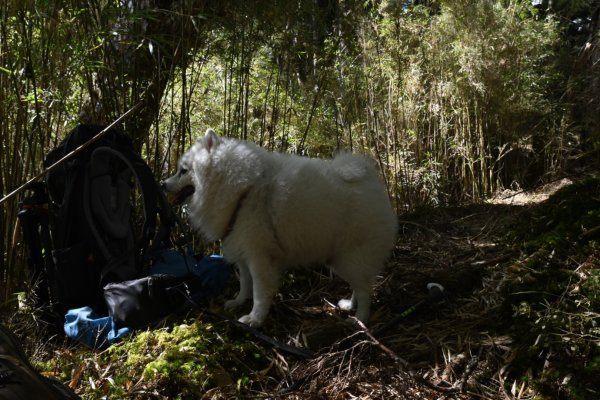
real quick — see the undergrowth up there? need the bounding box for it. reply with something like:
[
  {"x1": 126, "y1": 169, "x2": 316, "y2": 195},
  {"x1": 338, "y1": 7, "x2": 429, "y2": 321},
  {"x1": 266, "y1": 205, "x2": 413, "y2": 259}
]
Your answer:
[
  {"x1": 34, "y1": 319, "x2": 271, "y2": 399},
  {"x1": 503, "y1": 176, "x2": 600, "y2": 399}
]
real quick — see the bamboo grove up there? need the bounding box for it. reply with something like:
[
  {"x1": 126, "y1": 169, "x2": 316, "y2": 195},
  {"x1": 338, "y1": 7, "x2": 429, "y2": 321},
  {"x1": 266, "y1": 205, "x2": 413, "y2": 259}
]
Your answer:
[{"x1": 1, "y1": 0, "x2": 598, "y2": 300}]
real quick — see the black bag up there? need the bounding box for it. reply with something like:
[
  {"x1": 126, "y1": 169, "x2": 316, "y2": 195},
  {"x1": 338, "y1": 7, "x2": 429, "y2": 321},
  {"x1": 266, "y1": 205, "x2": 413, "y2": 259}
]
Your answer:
[
  {"x1": 0, "y1": 324, "x2": 80, "y2": 400},
  {"x1": 19, "y1": 124, "x2": 176, "y2": 324},
  {"x1": 103, "y1": 251, "x2": 233, "y2": 330},
  {"x1": 103, "y1": 274, "x2": 201, "y2": 329}
]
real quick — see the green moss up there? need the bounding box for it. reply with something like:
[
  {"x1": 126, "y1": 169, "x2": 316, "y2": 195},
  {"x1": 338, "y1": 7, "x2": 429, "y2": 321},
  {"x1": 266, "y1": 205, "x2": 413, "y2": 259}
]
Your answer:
[
  {"x1": 104, "y1": 320, "x2": 269, "y2": 398},
  {"x1": 581, "y1": 269, "x2": 600, "y2": 309},
  {"x1": 32, "y1": 319, "x2": 272, "y2": 399}
]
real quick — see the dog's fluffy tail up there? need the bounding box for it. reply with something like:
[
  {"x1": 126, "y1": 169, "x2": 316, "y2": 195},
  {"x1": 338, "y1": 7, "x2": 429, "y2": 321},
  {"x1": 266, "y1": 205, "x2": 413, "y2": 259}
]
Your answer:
[{"x1": 331, "y1": 153, "x2": 378, "y2": 183}]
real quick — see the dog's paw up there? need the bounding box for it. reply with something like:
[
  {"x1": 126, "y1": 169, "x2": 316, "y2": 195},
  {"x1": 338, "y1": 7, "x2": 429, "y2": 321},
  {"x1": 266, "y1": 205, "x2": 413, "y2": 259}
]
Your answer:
[
  {"x1": 224, "y1": 298, "x2": 245, "y2": 310},
  {"x1": 238, "y1": 313, "x2": 265, "y2": 327},
  {"x1": 337, "y1": 298, "x2": 355, "y2": 311}
]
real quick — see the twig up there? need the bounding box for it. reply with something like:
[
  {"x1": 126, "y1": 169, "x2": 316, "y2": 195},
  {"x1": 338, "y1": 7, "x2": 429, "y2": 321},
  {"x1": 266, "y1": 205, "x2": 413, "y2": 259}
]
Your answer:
[
  {"x1": 398, "y1": 220, "x2": 442, "y2": 238},
  {"x1": 455, "y1": 347, "x2": 483, "y2": 393},
  {"x1": 470, "y1": 253, "x2": 513, "y2": 267},
  {"x1": 353, "y1": 317, "x2": 464, "y2": 395},
  {"x1": 580, "y1": 224, "x2": 600, "y2": 240},
  {"x1": 351, "y1": 317, "x2": 409, "y2": 368}
]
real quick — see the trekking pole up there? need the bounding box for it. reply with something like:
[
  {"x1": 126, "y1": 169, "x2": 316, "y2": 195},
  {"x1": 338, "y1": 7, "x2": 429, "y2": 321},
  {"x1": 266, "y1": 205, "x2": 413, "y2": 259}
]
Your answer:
[
  {"x1": 0, "y1": 101, "x2": 143, "y2": 207},
  {"x1": 374, "y1": 282, "x2": 445, "y2": 336},
  {"x1": 202, "y1": 308, "x2": 316, "y2": 359}
]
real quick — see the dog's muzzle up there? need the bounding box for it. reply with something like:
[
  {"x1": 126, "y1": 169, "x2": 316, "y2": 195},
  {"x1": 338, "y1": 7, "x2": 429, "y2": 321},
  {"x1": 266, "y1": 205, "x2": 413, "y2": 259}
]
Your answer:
[{"x1": 161, "y1": 181, "x2": 195, "y2": 205}]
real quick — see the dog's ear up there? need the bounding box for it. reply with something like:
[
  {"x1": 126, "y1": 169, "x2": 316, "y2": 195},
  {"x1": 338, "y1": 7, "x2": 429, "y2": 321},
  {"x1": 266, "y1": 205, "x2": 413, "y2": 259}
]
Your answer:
[{"x1": 204, "y1": 128, "x2": 220, "y2": 153}]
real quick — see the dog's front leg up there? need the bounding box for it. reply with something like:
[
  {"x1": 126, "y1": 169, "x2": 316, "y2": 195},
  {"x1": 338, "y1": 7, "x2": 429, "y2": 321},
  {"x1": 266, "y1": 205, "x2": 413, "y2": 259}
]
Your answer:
[
  {"x1": 224, "y1": 262, "x2": 253, "y2": 309},
  {"x1": 238, "y1": 259, "x2": 280, "y2": 327}
]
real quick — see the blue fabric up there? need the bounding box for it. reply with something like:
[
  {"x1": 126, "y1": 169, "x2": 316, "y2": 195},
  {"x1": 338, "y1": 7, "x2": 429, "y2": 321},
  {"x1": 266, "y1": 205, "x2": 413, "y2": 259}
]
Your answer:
[
  {"x1": 148, "y1": 250, "x2": 232, "y2": 300},
  {"x1": 64, "y1": 306, "x2": 130, "y2": 349},
  {"x1": 147, "y1": 247, "x2": 197, "y2": 276},
  {"x1": 192, "y1": 254, "x2": 233, "y2": 296}
]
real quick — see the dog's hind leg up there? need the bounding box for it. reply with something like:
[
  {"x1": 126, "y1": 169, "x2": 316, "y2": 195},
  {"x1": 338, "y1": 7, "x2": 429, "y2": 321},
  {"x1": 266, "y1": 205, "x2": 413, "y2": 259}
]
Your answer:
[
  {"x1": 224, "y1": 262, "x2": 253, "y2": 309},
  {"x1": 338, "y1": 286, "x2": 372, "y2": 323},
  {"x1": 238, "y1": 258, "x2": 281, "y2": 327},
  {"x1": 332, "y1": 253, "x2": 382, "y2": 324},
  {"x1": 337, "y1": 291, "x2": 357, "y2": 312}
]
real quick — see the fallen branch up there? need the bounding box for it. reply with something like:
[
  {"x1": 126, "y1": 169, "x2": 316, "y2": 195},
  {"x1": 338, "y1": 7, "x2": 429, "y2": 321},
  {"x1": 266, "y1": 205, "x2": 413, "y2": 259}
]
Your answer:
[
  {"x1": 352, "y1": 317, "x2": 408, "y2": 368},
  {"x1": 353, "y1": 317, "x2": 461, "y2": 395}
]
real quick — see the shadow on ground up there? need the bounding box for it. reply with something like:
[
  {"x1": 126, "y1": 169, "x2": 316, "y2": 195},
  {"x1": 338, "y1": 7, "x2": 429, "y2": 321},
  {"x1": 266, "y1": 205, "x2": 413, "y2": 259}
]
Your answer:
[{"x1": 222, "y1": 202, "x2": 532, "y2": 399}]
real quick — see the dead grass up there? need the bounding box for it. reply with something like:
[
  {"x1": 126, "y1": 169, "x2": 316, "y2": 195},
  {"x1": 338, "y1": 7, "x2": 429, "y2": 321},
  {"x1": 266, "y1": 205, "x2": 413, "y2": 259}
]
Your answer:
[{"x1": 489, "y1": 178, "x2": 573, "y2": 206}]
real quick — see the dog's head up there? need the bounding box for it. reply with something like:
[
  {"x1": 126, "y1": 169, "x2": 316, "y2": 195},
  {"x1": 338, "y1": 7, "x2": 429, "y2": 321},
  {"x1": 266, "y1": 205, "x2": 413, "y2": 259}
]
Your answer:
[
  {"x1": 161, "y1": 151, "x2": 195, "y2": 205},
  {"x1": 161, "y1": 128, "x2": 221, "y2": 205}
]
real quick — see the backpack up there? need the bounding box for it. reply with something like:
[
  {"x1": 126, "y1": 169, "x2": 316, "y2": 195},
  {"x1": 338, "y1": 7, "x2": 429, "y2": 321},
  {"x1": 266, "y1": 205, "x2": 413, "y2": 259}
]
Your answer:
[
  {"x1": 19, "y1": 124, "x2": 176, "y2": 324},
  {"x1": 0, "y1": 324, "x2": 81, "y2": 400}
]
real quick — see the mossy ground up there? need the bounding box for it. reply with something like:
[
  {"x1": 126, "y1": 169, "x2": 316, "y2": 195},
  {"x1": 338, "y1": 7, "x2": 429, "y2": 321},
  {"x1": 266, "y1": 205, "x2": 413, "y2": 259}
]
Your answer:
[{"x1": 30, "y1": 318, "x2": 271, "y2": 399}]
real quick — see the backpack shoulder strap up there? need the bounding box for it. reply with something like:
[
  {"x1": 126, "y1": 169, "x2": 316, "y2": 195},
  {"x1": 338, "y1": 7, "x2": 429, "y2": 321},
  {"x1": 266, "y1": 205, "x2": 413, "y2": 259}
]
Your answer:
[{"x1": 89, "y1": 146, "x2": 175, "y2": 263}]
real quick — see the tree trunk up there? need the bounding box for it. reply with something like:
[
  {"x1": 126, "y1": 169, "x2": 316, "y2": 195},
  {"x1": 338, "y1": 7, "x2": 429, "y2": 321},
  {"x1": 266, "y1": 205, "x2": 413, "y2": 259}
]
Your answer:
[{"x1": 81, "y1": 0, "x2": 227, "y2": 150}]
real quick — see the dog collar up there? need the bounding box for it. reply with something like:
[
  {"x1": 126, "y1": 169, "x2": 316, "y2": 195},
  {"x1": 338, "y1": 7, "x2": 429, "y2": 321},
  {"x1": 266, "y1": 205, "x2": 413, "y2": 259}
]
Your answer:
[{"x1": 222, "y1": 189, "x2": 251, "y2": 240}]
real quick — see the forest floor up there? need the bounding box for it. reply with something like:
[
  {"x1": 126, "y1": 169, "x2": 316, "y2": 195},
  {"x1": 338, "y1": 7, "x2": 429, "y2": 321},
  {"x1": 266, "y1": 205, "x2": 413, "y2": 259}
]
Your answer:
[{"x1": 7, "y1": 175, "x2": 600, "y2": 399}]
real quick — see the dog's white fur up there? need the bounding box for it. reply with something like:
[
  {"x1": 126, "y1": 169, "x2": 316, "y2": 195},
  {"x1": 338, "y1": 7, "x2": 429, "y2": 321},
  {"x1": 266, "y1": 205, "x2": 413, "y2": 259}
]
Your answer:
[{"x1": 163, "y1": 128, "x2": 397, "y2": 327}]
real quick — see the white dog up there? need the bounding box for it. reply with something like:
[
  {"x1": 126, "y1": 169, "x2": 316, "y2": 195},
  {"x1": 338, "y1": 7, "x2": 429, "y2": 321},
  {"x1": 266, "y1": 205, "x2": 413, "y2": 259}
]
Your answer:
[{"x1": 162, "y1": 128, "x2": 397, "y2": 327}]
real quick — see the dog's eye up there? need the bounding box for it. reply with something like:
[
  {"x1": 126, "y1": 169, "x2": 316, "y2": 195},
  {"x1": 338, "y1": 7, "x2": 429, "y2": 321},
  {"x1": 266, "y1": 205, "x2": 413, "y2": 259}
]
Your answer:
[{"x1": 179, "y1": 168, "x2": 188, "y2": 176}]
